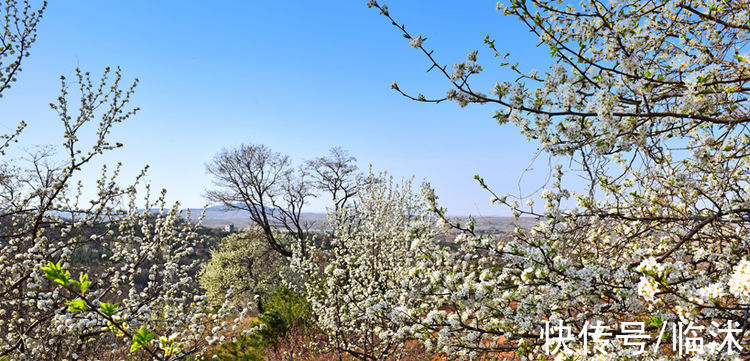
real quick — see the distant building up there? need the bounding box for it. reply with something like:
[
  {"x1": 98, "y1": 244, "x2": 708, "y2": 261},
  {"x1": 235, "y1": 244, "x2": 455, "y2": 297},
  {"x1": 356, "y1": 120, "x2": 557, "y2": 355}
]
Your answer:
[{"x1": 224, "y1": 224, "x2": 235, "y2": 232}]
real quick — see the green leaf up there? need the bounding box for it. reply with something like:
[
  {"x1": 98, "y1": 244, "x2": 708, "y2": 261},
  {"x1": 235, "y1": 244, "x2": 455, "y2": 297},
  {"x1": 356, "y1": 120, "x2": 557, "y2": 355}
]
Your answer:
[
  {"x1": 65, "y1": 298, "x2": 88, "y2": 312},
  {"x1": 649, "y1": 315, "x2": 663, "y2": 328},
  {"x1": 549, "y1": 44, "x2": 558, "y2": 57},
  {"x1": 493, "y1": 111, "x2": 508, "y2": 125},
  {"x1": 131, "y1": 326, "x2": 156, "y2": 353},
  {"x1": 41, "y1": 261, "x2": 70, "y2": 287},
  {"x1": 78, "y1": 273, "x2": 90, "y2": 295},
  {"x1": 100, "y1": 302, "x2": 120, "y2": 317}
]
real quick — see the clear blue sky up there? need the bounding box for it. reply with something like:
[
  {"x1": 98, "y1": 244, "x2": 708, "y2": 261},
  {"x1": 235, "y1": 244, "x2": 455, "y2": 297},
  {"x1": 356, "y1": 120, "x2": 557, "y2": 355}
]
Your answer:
[{"x1": 0, "y1": 1, "x2": 558, "y2": 215}]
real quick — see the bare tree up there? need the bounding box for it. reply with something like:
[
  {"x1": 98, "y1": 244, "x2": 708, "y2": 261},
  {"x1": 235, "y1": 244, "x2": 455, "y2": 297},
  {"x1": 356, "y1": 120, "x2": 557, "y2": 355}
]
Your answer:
[
  {"x1": 306, "y1": 147, "x2": 360, "y2": 211},
  {"x1": 205, "y1": 144, "x2": 305, "y2": 257},
  {"x1": 205, "y1": 145, "x2": 361, "y2": 258}
]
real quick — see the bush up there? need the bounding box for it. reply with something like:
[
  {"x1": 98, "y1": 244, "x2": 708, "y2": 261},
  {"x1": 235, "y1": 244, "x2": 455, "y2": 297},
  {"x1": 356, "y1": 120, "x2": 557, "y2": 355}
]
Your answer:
[
  {"x1": 211, "y1": 286, "x2": 312, "y2": 361},
  {"x1": 200, "y1": 230, "x2": 289, "y2": 311}
]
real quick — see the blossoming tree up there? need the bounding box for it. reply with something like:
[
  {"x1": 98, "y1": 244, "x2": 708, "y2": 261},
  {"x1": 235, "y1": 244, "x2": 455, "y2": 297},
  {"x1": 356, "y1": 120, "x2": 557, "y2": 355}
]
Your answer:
[
  {"x1": 293, "y1": 173, "x2": 441, "y2": 360},
  {"x1": 0, "y1": 2, "x2": 238, "y2": 359},
  {"x1": 361, "y1": 0, "x2": 750, "y2": 359}
]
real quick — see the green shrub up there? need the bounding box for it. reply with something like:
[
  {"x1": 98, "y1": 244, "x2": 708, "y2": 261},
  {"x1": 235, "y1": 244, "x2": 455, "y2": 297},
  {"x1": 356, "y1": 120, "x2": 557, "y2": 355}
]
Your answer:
[{"x1": 211, "y1": 287, "x2": 312, "y2": 360}]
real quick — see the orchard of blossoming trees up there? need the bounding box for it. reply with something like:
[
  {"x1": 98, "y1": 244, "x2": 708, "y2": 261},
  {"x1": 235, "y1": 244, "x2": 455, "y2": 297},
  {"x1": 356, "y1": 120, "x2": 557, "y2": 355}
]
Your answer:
[{"x1": 2, "y1": 0, "x2": 750, "y2": 360}]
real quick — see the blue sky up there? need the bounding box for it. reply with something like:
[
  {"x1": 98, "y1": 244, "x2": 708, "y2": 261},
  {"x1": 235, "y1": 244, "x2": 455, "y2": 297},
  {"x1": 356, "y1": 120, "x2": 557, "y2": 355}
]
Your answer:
[{"x1": 0, "y1": 1, "x2": 557, "y2": 215}]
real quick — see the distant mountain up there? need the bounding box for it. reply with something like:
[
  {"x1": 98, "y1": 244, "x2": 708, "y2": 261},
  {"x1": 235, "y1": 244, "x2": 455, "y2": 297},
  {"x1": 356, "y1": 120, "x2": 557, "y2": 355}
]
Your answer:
[
  {"x1": 448, "y1": 216, "x2": 538, "y2": 233},
  {"x1": 185, "y1": 205, "x2": 537, "y2": 233},
  {"x1": 184, "y1": 205, "x2": 327, "y2": 230}
]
